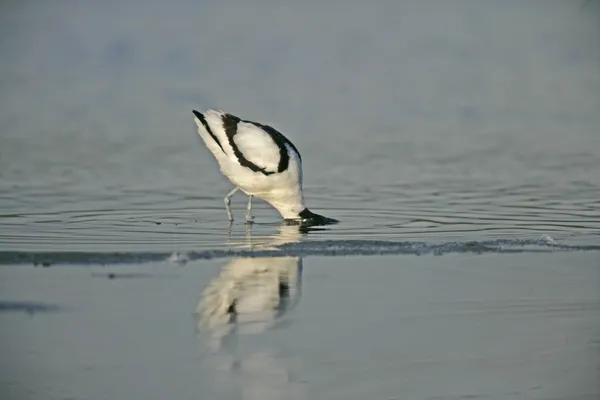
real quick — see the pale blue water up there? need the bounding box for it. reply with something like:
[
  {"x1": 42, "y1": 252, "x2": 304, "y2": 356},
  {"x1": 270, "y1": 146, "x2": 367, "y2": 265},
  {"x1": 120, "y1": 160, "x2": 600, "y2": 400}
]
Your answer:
[
  {"x1": 1, "y1": 253, "x2": 599, "y2": 400},
  {"x1": 1, "y1": 0, "x2": 599, "y2": 253},
  {"x1": 0, "y1": 1, "x2": 599, "y2": 399}
]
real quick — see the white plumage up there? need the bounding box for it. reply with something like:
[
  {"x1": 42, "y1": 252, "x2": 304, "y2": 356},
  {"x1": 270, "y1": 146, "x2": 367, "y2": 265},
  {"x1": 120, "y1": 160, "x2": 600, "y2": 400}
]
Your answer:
[
  {"x1": 192, "y1": 109, "x2": 336, "y2": 224},
  {"x1": 196, "y1": 256, "x2": 302, "y2": 343}
]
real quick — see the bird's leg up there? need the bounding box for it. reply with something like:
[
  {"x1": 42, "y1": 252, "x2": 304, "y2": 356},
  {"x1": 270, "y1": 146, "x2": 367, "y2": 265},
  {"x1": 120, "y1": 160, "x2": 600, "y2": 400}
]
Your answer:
[
  {"x1": 224, "y1": 187, "x2": 239, "y2": 221},
  {"x1": 245, "y1": 195, "x2": 254, "y2": 223}
]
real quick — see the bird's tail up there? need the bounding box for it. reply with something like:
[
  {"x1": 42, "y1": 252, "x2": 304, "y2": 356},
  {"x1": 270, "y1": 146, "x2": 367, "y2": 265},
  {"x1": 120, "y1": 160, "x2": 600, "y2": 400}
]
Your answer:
[{"x1": 192, "y1": 109, "x2": 229, "y2": 155}]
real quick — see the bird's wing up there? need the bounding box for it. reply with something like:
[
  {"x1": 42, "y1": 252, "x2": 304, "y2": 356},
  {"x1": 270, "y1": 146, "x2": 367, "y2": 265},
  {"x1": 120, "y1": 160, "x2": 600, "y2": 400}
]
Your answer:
[
  {"x1": 233, "y1": 120, "x2": 283, "y2": 173},
  {"x1": 195, "y1": 109, "x2": 300, "y2": 175}
]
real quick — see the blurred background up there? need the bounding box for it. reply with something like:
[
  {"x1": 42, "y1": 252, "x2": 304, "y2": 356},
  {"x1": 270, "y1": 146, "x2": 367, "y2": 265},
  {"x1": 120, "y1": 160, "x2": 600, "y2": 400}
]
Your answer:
[{"x1": 0, "y1": 0, "x2": 599, "y2": 251}]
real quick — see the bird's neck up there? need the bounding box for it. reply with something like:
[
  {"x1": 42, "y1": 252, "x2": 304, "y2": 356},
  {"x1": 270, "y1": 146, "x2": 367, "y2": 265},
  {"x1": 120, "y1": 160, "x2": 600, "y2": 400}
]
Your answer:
[
  {"x1": 271, "y1": 201, "x2": 307, "y2": 219},
  {"x1": 264, "y1": 191, "x2": 306, "y2": 219}
]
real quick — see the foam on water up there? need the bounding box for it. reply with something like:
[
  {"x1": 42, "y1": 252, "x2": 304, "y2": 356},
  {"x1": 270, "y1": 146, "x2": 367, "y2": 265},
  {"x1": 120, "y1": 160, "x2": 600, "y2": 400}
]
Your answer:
[{"x1": 1, "y1": 237, "x2": 599, "y2": 266}]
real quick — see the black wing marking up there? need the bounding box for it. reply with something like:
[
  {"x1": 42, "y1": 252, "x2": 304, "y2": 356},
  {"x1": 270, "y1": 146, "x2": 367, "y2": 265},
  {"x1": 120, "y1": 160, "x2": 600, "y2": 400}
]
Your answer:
[
  {"x1": 242, "y1": 120, "x2": 301, "y2": 173},
  {"x1": 193, "y1": 110, "x2": 225, "y2": 153},
  {"x1": 221, "y1": 113, "x2": 276, "y2": 176}
]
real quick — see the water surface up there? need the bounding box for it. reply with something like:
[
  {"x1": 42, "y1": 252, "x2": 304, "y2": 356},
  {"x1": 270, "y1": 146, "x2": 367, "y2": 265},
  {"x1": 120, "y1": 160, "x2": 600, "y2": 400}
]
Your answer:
[
  {"x1": 1, "y1": 253, "x2": 599, "y2": 399},
  {"x1": 1, "y1": 0, "x2": 599, "y2": 253},
  {"x1": 0, "y1": 2, "x2": 599, "y2": 399}
]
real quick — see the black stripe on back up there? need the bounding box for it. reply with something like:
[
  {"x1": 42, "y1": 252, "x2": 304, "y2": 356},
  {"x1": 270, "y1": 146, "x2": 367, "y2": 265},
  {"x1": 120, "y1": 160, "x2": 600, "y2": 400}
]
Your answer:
[
  {"x1": 221, "y1": 113, "x2": 276, "y2": 176},
  {"x1": 193, "y1": 110, "x2": 224, "y2": 153},
  {"x1": 242, "y1": 120, "x2": 301, "y2": 173}
]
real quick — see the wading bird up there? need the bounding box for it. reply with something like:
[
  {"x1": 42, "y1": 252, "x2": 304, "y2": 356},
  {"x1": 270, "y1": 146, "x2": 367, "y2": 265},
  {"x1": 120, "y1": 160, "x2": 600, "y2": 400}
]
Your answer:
[{"x1": 193, "y1": 109, "x2": 337, "y2": 225}]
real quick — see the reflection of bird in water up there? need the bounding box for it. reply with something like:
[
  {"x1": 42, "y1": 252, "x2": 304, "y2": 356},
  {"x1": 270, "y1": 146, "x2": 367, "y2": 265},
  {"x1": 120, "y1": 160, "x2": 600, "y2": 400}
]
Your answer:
[
  {"x1": 196, "y1": 254, "x2": 306, "y2": 399},
  {"x1": 196, "y1": 222, "x2": 310, "y2": 399},
  {"x1": 227, "y1": 222, "x2": 304, "y2": 251},
  {"x1": 196, "y1": 256, "x2": 302, "y2": 349}
]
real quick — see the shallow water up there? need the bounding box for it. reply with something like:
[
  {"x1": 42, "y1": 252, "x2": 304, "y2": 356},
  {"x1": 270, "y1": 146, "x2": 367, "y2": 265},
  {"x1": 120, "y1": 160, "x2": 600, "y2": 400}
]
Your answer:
[
  {"x1": 1, "y1": 253, "x2": 599, "y2": 399},
  {"x1": 1, "y1": 0, "x2": 599, "y2": 253},
  {"x1": 1, "y1": 1, "x2": 599, "y2": 399}
]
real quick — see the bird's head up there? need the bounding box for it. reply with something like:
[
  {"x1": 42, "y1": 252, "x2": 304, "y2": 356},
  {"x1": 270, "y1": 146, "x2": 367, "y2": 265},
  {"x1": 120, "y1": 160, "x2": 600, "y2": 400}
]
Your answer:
[{"x1": 283, "y1": 208, "x2": 339, "y2": 227}]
